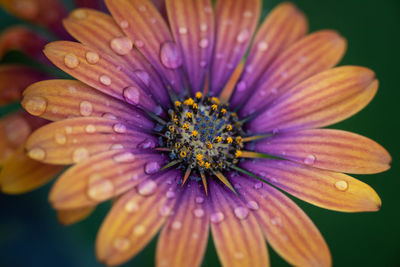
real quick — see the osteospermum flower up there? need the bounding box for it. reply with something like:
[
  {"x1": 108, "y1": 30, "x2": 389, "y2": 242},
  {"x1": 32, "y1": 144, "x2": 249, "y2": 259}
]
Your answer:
[{"x1": 20, "y1": 0, "x2": 390, "y2": 266}]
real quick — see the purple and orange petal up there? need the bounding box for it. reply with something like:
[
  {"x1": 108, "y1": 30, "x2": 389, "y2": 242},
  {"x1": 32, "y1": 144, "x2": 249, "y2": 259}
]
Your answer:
[{"x1": 57, "y1": 206, "x2": 96, "y2": 226}]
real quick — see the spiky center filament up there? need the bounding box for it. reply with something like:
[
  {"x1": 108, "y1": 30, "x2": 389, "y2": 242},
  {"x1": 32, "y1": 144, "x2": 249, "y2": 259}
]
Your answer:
[{"x1": 162, "y1": 93, "x2": 244, "y2": 175}]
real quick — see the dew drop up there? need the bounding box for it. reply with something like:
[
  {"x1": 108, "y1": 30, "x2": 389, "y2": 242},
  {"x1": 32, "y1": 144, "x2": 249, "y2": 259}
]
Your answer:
[
  {"x1": 120, "y1": 20, "x2": 129, "y2": 29},
  {"x1": 237, "y1": 81, "x2": 247, "y2": 92},
  {"x1": 99, "y1": 75, "x2": 112, "y2": 86},
  {"x1": 200, "y1": 23, "x2": 207, "y2": 32},
  {"x1": 135, "y1": 40, "x2": 144, "y2": 48},
  {"x1": 103, "y1": 113, "x2": 117, "y2": 120},
  {"x1": 72, "y1": 9, "x2": 87, "y2": 19},
  {"x1": 195, "y1": 196, "x2": 205, "y2": 204},
  {"x1": 79, "y1": 101, "x2": 93, "y2": 116},
  {"x1": 133, "y1": 225, "x2": 146, "y2": 236},
  {"x1": 113, "y1": 237, "x2": 131, "y2": 252},
  {"x1": 200, "y1": 60, "x2": 207, "y2": 68},
  {"x1": 254, "y1": 182, "x2": 263, "y2": 189},
  {"x1": 234, "y1": 207, "x2": 249, "y2": 220},
  {"x1": 144, "y1": 162, "x2": 160, "y2": 174},
  {"x1": 193, "y1": 208, "x2": 205, "y2": 218},
  {"x1": 85, "y1": 51, "x2": 100, "y2": 64},
  {"x1": 153, "y1": 105, "x2": 163, "y2": 116},
  {"x1": 54, "y1": 133, "x2": 67, "y2": 145},
  {"x1": 65, "y1": 126, "x2": 73, "y2": 134},
  {"x1": 210, "y1": 212, "x2": 224, "y2": 224},
  {"x1": 28, "y1": 148, "x2": 46, "y2": 160},
  {"x1": 234, "y1": 252, "x2": 245, "y2": 260},
  {"x1": 270, "y1": 217, "x2": 283, "y2": 227},
  {"x1": 64, "y1": 53, "x2": 80, "y2": 69},
  {"x1": 160, "y1": 41, "x2": 182, "y2": 69},
  {"x1": 243, "y1": 10, "x2": 253, "y2": 18},
  {"x1": 123, "y1": 86, "x2": 140, "y2": 105},
  {"x1": 110, "y1": 143, "x2": 124, "y2": 150},
  {"x1": 87, "y1": 174, "x2": 114, "y2": 201},
  {"x1": 236, "y1": 29, "x2": 250, "y2": 43},
  {"x1": 85, "y1": 124, "x2": 96, "y2": 133},
  {"x1": 138, "y1": 5, "x2": 146, "y2": 12},
  {"x1": 134, "y1": 70, "x2": 150, "y2": 87},
  {"x1": 110, "y1": 37, "x2": 133, "y2": 55},
  {"x1": 246, "y1": 200, "x2": 259, "y2": 211},
  {"x1": 72, "y1": 147, "x2": 89, "y2": 163},
  {"x1": 113, "y1": 152, "x2": 136, "y2": 163},
  {"x1": 166, "y1": 191, "x2": 176, "y2": 199},
  {"x1": 24, "y1": 96, "x2": 47, "y2": 116},
  {"x1": 335, "y1": 180, "x2": 349, "y2": 191},
  {"x1": 171, "y1": 220, "x2": 182, "y2": 230},
  {"x1": 303, "y1": 154, "x2": 316, "y2": 165},
  {"x1": 159, "y1": 205, "x2": 173, "y2": 217},
  {"x1": 138, "y1": 180, "x2": 157, "y2": 196},
  {"x1": 257, "y1": 41, "x2": 269, "y2": 52},
  {"x1": 199, "y1": 38, "x2": 209, "y2": 48},
  {"x1": 178, "y1": 27, "x2": 187, "y2": 34},
  {"x1": 113, "y1": 123, "x2": 127, "y2": 133},
  {"x1": 137, "y1": 139, "x2": 156, "y2": 149},
  {"x1": 125, "y1": 199, "x2": 139, "y2": 213}
]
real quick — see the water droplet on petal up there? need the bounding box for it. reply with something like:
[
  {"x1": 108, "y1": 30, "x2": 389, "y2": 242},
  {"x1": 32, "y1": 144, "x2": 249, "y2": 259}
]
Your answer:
[
  {"x1": 247, "y1": 200, "x2": 259, "y2": 211},
  {"x1": 234, "y1": 252, "x2": 245, "y2": 260},
  {"x1": 123, "y1": 86, "x2": 140, "y2": 105},
  {"x1": 28, "y1": 148, "x2": 46, "y2": 160},
  {"x1": 200, "y1": 60, "x2": 207, "y2": 68},
  {"x1": 137, "y1": 139, "x2": 156, "y2": 149},
  {"x1": 24, "y1": 96, "x2": 47, "y2": 116},
  {"x1": 85, "y1": 51, "x2": 100, "y2": 64},
  {"x1": 72, "y1": 147, "x2": 89, "y2": 163},
  {"x1": 113, "y1": 123, "x2": 127, "y2": 133},
  {"x1": 236, "y1": 29, "x2": 250, "y2": 43},
  {"x1": 195, "y1": 196, "x2": 204, "y2": 204},
  {"x1": 125, "y1": 199, "x2": 139, "y2": 212},
  {"x1": 72, "y1": 9, "x2": 87, "y2": 19},
  {"x1": 144, "y1": 162, "x2": 160, "y2": 174},
  {"x1": 271, "y1": 217, "x2": 283, "y2": 227},
  {"x1": 113, "y1": 152, "x2": 136, "y2": 163},
  {"x1": 160, "y1": 41, "x2": 182, "y2": 69},
  {"x1": 85, "y1": 124, "x2": 96, "y2": 133},
  {"x1": 103, "y1": 113, "x2": 117, "y2": 120},
  {"x1": 199, "y1": 38, "x2": 209, "y2": 48},
  {"x1": 193, "y1": 208, "x2": 205, "y2": 218},
  {"x1": 200, "y1": 23, "x2": 207, "y2": 32},
  {"x1": 110, "y1": 37, "x2": 133, "y2": 55},
  {"x1": 135, "y1": 40, "x2": 144, "y2": 48},
  {"x1": 87, "y1": 174, "x2": 114, "y2": 201},
  {"x1": 54, "y1": 133, "x2": 67, "y2": 144},
  {"x1": 210, "y1": 212, "x2": 224, "y2": 224},
  {"x1": 113, "y1": 237, "x2": 131, "y2": 252},
  {"x1": 166, "y1": 191, "x2": 176, "y2": 199},
  {"x1": 254, "y1": 182, "x2": 263, "y2": 189},
  {"x1": 120, "y1": 20, "x2": 129, "y2": 29},
  {"x1": 133, "y1": 225, "x2": 146, "y2": 236},
  {"x1": 153, "y1": 105, "x2": 163, "y2": 115},
  {"x1": 243, "y1": 10, "x2": 253, "y2": 18},
  {"x1": 236, "y1": 81, "x2": 247, "y2": 92},
  {"x1": 159, "y1": 205, "x2": 173, "y2": 217},
  {"x1": 79, "y1": 101, "x2": 93, "y2": 116},
  {"x1": 303, "y1": 154, "x2": 316, "y2": 165},
  {"x1": 335, "y1": 180, "x2": 348, "y2": 191},
  {"x1": 138, "y1": 180, "x2": 157, "y2": 196},
  {"x1": 171, "y1": 220, "x2": 182, "y2": 230},
  {"x1": 64, "y1": 53, "x2": 79, "y2": 69},
  {"x1": 178, "y1": 27, "x2": 187, "y2": 34},
  {"x1": 99, "y1": 75, "x2": 112, "y2": 86},
  {"x1": 234, "y1": 207, "x2": 249, "y2": 220},
  {"x1": 134, "y1": 70, "x2": 150, "y2": 87}
]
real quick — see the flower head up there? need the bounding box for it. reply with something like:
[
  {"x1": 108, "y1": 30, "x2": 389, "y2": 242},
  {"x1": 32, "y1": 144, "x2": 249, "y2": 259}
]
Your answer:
[{"x1": 15, "y1": 0, "x2": 392, "y2": 266}]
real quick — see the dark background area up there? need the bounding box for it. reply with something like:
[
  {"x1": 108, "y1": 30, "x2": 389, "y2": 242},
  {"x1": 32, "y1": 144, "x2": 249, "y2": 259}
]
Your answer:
[{"x1": 1, "y1": 0, "x2": 399, "y2": 266}]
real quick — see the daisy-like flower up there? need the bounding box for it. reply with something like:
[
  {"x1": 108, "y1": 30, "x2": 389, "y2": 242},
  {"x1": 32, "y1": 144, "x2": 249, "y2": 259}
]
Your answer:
[{"x1": 20, "y1": 0, "x2": 390, "y2": 266}]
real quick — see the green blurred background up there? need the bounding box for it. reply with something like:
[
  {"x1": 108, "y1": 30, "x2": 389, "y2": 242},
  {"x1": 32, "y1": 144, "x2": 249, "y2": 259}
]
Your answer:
[{"x1": 0, "y1": 0, "x2": 399, "y2": 266}]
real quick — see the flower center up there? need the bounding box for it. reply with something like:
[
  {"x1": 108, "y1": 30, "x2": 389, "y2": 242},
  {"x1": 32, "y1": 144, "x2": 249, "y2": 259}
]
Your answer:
[{"x1": 162, "y1": 92, "x2": 244, "y2": 173}]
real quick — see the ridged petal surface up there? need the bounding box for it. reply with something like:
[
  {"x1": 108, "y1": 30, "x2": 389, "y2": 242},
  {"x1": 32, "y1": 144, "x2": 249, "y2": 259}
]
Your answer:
[{"x1": 57, "y1": 206, "x2": 95, "y2": 226}]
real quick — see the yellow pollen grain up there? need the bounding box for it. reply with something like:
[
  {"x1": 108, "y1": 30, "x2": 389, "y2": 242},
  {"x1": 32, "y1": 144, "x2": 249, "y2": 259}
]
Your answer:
[
  {"x1": 173, "y1": 118, "x2": 179, "y2": 124},
  {"x1": 211, "y1": 97, "x2": 220, "y2": 105},
  {"x1": 211, "y1": 104, "x2": 218, "y2": 111},
  {"x1": 186, "y1": 112, "x2": 192, "y2": 119},
  {"x1": 207, "y1": 142, "x2": 213, "y2": 149},
  {"x1": 221, "y1": 108, "x2": 227, "y2": 115},
  {"x1": 183, "y1": 123, "x2": 189, "y2": 130},
  {"x1": 205, "y1": 162, "x2": 211, "y2": 169},
  {"x1": 192, "y1": 130, "x2": 198, "y2": 137},
  {"x1": 226, "y1": 137, "x2": 233, "y2": 144},
  {"x1": 184, "y1": 98, "x2": 194, "y2": 106},
  {"x1": 168, "y1": 125, "x2": 175, "y2": 132},
  {"x1": 175, "y1": 143, "x2": 181, "y2": 149},
  {"x1": 192, "y1": 103, "x2": 198, "y2": 109},
  {"x1": 180, "y1": 151, "x2": 187, "y2": 158},
  {"x1": 235, "y1": 150, "x2": 242, "y2": 158},
  {"x1": 174, "y1": 101, "x2": 181, "y2": 107},
  {"x1": 236, "y1": 136, "x2": 243, "y2": 144},
  {"x1": 196, "y1": 154, "x2": 203, "y2": 161},
  {"x1": 195, "y1": 92, "x2": 202, "y2": 99},
  {"x1": 215, "y1": 136, "x2": 222, "y2": 143},
  {"x1": 198, "y1": 160, "x2": 204, "y2": 166},
  {"x1": 226, "y1": 124, "x2": 233, "y2": 131}
]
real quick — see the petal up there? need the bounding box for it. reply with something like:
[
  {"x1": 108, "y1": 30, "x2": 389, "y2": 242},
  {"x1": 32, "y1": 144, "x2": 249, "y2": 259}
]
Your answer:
[
  {"x1": 0, "y1": 145, "x2": 63, "y2": 194},
  {"x1": 0, "y1": 26, "x2": 48, "y2": 63},
  {"x1": 49, "y1": 149, "x2": 166, "y2": 209},
  {"x1": 0, "y1": 0, "x2": 68, "y2": 38},
  {"x1": 43, "y1": 41, "x2": 160, "y2": 113},
  {"x1": 105, "y1": 0, "x2": 185, "y2": 94},
  {"x1": 233, "y1": 175, "x2": 331, "y2": 267},
  {"x1": 63, "y1": 8, "x2": 170, "y2": 107},
  {"x1": 25, "y1": 117, "x2": 157, "y2": 165},
  {"x1": 23, "y1": 79, "x2": 154, "y2": 129},
  {"x1": 230, "y1": 2, "x2": 307, "y2": 108},
  {"x1": 242, "y1": 159, "x2": 382, "y2": 212},
  {"x1": 254, "y1": 129, "x2": 391, "y2": 174},
  {"x1": 209, "y1": 180, "x2": 269, "y2": 267},
  {"x1": 240, "y1": 30, "x2": 346, "y2": 117},
  {"x1": 166, "y1": 0, "x2": 215, "y2": 93},
  {"x1": 156, "y1": 181, "x2": 209, "y2": 267},
  {"x1": 57, "y1": 206, "x2": 95, "y2": 226},
  {"x1": 73, "y1": 0, "x2": 104, "y2": 9},
  {"x1": 210, "y1": 0, "x2": 261, "y2": 95},
  {"x1": 248, "y1": 66, "x2": 378, "y2": 133},
  {"x1": 0, "y1": 65, "x2": 48, "y2": 105},
  {"x1": 96, "y1": 170, "x2": 181, "y2": 266}
]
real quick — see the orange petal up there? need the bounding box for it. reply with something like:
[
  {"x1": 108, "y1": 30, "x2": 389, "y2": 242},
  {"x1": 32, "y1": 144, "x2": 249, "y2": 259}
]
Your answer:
[
  {"x1": 0, "y1": 64, "x2": 48, "y2": 105},
  {"x1": 255, "y1": 129, "x2": 391, "y2": 174},
  {"x1": 25, "y1": 117, "x2": 157, "y2": 165},
  {"x1": 209, "y1": 180, "x2": 270, "y2": 267},
  {"x1": 156, "y1": 181, "x2": 209, "y2": 267},
  {"x1": 63, "y1": 8, "x2": 169, "y2": 106},
  {"x1": 96, "y1": 170, "x2": 181, "y2": 266},
  {"x1": 0, "y1": 145, "x2": 63, "y2": 194},
  {"x1": 23, "y1": 79, "x2": 154, "y2": 128},
  {"x1": 49, "y1": 149, "x2": 165, "y2": 209},
  {"x1": 233, "y1": 176, "x2": 331, "y2": 267},
  {"x1": 240, "y1": 30, "x2": 347, "y2": 116},
  {"x1": 43, "y1": 41, "x2": 158, "y2": 112},
  {"x1": 242, "y1": 159, "x2": 382, "y2": 212},
  {"x1": 73, "y1": 0, "x2": 103, "y2": 9},
  {"x1": 249, "y1": 66, "x2": 378, "y2": 133},
  {"x1": 166, "y1": 0, "x2": 215, "y2": 94},
  {"x1": 105, "y1": 0, "x2": 185, "y2": 94},
  {"x1": 57, "y1": 206, "x2": 95, "y2": 226},
  {"x1": 231, "y1": 2, "x2": 308, "y2": 108},
  {"x1": 210, "y1": 0, "x2": 261, "y2": 95}
]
